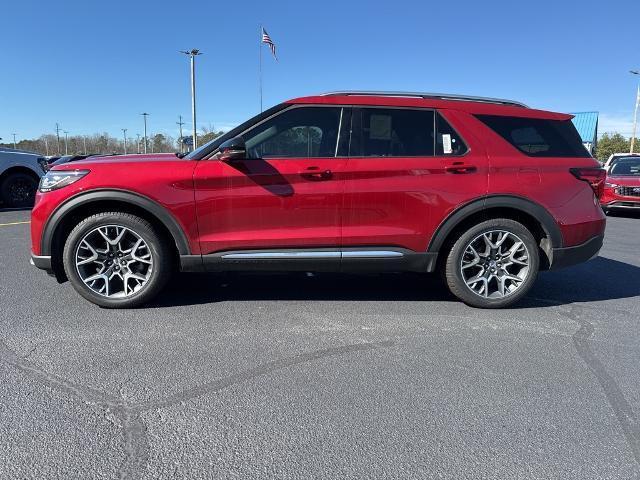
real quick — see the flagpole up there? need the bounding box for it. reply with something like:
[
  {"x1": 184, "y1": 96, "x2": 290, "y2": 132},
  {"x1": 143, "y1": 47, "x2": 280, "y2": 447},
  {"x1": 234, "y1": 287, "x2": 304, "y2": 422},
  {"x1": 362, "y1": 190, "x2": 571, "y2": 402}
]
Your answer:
[{"x1": 259, "y1": 25, "x2": 263, "y2": 112}]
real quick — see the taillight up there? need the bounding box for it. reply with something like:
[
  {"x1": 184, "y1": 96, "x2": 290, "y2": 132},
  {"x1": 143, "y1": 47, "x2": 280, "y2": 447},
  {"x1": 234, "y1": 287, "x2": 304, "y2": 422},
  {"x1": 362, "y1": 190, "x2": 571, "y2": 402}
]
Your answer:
[{"x1": 570, "y1": 167, "x2": 606, "y2": 199}]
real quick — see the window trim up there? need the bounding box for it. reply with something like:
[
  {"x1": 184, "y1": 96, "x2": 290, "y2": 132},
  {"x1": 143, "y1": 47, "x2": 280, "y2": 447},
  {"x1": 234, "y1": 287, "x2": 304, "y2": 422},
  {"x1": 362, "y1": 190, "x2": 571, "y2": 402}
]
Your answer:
[{"x1": 203, "y1": 104, "x2": 351, "y2": 160}]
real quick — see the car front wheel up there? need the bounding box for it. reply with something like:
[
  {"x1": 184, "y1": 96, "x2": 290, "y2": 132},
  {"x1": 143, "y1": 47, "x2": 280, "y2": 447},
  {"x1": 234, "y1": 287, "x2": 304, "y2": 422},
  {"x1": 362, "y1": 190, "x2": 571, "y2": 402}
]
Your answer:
[
  {"x1": 62, "y1": 212, "x2": 172, "y2": 308},
  {"x1": 444, "y1": 218, "x2": 539, "y2": 308},
  {"x1": 0, "y1": 172, "x2": 38, "y2": 208}
]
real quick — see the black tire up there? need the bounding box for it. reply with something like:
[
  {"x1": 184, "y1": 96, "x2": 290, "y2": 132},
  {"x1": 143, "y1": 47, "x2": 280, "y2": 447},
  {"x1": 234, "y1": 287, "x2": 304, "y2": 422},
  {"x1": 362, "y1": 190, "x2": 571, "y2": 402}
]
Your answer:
[
  {"x1": 444, "y1": 218, "x2": 539, "y2": 309},
  {"x1": 0, "y1": 172, "x2": 38, "y2": 208},
  {"x1": 62, "y1": 212, "x2": 172, "y2": 308}
]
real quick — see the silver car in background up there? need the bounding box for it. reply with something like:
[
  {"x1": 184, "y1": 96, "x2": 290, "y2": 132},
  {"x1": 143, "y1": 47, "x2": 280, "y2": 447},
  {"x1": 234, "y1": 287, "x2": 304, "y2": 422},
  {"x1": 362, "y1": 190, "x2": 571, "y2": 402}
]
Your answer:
[{"x1": 0, "y1": 147, "x2": 47, "y2": 208}]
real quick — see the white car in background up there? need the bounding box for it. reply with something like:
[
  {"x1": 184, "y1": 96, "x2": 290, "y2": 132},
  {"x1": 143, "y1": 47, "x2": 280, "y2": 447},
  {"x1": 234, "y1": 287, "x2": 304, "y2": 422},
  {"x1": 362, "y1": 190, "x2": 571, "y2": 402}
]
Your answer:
[{"x1": 0, "y1": 147, "x2": 47, "y2": 208}]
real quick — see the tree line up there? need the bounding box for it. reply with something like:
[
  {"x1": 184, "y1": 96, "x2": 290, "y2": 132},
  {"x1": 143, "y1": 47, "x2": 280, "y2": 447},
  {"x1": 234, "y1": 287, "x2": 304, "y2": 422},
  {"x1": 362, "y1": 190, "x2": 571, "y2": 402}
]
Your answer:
[
  {"x1": 0, "y1": 128, "x2": 224, "y2": 157},
  {"x1": 595, "y1": 133, "x2": 639, "y2": 162},
  {"x1": 2, "y1": 128, "x2": 638, "y2": 161}
]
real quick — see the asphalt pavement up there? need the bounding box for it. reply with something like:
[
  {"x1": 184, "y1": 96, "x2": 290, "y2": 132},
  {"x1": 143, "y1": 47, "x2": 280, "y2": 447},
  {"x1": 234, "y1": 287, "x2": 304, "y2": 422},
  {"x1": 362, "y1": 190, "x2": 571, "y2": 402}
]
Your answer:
[{"x1": 0, "y1": 208, "x2": 639, "y2": 479}]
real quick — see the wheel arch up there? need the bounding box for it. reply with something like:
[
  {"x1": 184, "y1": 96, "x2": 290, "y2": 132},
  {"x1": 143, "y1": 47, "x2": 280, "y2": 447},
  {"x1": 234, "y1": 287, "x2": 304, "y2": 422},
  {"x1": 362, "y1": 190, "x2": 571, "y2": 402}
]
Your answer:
[
  {"x1": 43, "y1": 190, "x2": 191, "y2": 281},
  {"x1": 428, "y1": 195, "x2": 563, "y2": 270}
]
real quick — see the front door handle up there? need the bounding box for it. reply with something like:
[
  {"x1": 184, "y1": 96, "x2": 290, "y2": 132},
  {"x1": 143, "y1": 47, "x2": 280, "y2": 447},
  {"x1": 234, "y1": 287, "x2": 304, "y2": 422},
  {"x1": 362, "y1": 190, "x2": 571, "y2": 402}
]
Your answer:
[
  {"x1": 445, "y1": 162, "x2": 477, "y2": 174},
  {"x1": 300, "y1": 167, "x2": 333, "y2": 181}
]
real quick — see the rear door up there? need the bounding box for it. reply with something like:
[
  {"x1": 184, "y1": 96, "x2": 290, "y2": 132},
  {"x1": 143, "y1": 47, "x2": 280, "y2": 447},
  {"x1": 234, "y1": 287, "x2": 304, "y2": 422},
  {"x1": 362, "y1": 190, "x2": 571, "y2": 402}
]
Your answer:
[
  {"x1": 342, "y1": 107, "x2": 489, "y2": 252},
  {"x1": 193, "y1": 105, "x2": 350, "y2": 254}
]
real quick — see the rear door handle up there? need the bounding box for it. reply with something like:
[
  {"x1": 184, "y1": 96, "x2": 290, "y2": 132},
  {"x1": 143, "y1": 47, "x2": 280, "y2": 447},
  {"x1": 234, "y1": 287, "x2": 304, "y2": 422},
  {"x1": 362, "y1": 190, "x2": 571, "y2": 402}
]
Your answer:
[
  {"x1": 300, "y1": 167, "x2": 333, "y2": 181},
  {"x1": 445, "y1": 162, "x2": 477, "y2": 174}
]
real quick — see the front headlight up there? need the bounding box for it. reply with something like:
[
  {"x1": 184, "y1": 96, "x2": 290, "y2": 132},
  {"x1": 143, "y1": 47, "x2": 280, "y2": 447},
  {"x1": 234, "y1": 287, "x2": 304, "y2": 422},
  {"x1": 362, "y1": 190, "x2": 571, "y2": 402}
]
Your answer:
[
  {"x1": 604, "y1": 182, "x2": 618, "y2": 188},
  {"x1": 39, "y1": 170, "x2": 90, "y2": 192}
]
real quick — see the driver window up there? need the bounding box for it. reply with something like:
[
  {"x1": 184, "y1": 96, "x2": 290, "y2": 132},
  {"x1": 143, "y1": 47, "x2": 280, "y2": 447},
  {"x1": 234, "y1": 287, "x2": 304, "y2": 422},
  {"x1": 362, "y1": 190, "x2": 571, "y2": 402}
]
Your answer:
[{"x1": 243, "y1": 107, "x2": 342, "y2": 158}]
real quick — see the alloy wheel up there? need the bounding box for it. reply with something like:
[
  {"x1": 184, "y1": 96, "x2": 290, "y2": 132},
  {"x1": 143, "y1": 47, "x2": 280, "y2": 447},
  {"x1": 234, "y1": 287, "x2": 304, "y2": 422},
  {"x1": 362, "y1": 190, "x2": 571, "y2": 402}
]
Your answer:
[
  {"x1": 460, "y1": 230, "x2": 530, "y2": 299},
  {"x1": 75, "y1": 225, "x2": 153, "y2": 298}
]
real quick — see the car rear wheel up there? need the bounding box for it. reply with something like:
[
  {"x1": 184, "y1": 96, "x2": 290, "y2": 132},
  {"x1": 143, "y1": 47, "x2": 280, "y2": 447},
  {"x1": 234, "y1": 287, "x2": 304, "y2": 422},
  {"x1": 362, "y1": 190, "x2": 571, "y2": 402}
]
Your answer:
[
  {"x1": 444, "y1": 218, "x2": 539, "y2": 308},
  {"x1": 0, "y1": 172, "x2": 38, "y2": 208},
  {"x1": 62, "y1": 212, "x2": 172, "y2": 308}
]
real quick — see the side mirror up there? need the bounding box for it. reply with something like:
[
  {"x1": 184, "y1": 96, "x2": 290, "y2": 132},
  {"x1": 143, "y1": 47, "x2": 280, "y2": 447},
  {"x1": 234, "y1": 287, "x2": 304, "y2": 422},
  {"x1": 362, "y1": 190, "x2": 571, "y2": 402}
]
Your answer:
[{"x1": 218, "y1": 136, "x2": 247, "y2": 162}]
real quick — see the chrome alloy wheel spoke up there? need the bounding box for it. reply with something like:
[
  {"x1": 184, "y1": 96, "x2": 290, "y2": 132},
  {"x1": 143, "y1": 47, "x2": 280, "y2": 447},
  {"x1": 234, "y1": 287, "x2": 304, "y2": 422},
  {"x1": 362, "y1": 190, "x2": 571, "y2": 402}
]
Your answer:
[
  {"x1": 75, "y1": 225, "x2": 153, "y2": 298},
  {"x1": 460, "y1": 230, "x2": 530, "y2": 299}
]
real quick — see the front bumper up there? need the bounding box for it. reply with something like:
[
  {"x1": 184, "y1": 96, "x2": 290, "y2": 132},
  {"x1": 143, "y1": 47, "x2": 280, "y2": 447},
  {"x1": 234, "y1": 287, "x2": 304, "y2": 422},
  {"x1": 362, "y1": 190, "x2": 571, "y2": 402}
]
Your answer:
[
  {"x1": 602, "y1": 200, "x2": 640, "y2": 210},
  {"x1": 549, "y1": 234, "x2": 604, "y2": 270},
  {"x1": 30, "y1": 253, "x2": 52, "y2": 271}
]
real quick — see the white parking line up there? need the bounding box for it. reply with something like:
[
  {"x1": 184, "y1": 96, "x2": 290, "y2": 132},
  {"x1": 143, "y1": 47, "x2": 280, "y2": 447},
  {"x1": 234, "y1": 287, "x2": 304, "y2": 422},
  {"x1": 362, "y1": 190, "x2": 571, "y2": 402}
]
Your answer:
[{"x1": 0, "y1": 221, "x2": 30, "y2": 227}]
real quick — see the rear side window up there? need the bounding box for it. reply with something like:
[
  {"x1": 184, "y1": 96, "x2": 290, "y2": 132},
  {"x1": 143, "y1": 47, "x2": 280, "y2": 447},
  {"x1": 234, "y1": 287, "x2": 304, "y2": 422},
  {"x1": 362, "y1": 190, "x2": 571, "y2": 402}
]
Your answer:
[
  {"x1": 475, "y1": 114, "x2": 590, "y2": 158},
  {"x1": 436, "y1": 112, "x2": 468, "y2": 156},
  {"x1": 351, "y1": 108, "x2": 435, "y2": 157}
]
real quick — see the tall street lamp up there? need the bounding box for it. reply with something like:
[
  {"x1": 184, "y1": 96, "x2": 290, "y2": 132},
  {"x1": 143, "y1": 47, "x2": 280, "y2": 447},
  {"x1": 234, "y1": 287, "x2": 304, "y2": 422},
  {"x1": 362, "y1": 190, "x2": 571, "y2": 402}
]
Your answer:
[
  {"x1": 141, "y1": 113, "x2": 149, "y2": 153},
  {"x1": 630, "y1": 70, "x2": 640, "y2": 154},
  {"x1": 12, "y1": 133, "x2": 17, "y2": 149},
  {"x1": 122, "y1": 128, "x2": 128, "y2": 154},
  {"x1": 63, "y1": 131, "x2": 69, "y2": 155},
  {"x1": 180, "y1": 49, "x2": 202, "y2": 150}
]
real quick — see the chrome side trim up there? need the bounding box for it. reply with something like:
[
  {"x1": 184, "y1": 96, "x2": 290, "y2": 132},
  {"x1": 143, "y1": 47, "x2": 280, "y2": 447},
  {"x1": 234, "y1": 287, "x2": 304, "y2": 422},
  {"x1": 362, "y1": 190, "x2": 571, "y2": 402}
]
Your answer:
[
  {"x1": 342, "y1": 250, "x2": 404, "y2": 258},
  {"x1": 221, "y1": 251, "x2": 341, "y2": 259},
  {"x1": 221, "y1": 250, "x2": 405, "y2": 260}
]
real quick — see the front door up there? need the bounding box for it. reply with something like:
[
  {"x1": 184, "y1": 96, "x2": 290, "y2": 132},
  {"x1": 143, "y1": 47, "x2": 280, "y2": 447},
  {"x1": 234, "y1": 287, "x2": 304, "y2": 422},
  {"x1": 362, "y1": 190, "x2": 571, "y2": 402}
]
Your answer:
[{"x1": 193, "y1": 105, "x2": 350, "y2": 255}]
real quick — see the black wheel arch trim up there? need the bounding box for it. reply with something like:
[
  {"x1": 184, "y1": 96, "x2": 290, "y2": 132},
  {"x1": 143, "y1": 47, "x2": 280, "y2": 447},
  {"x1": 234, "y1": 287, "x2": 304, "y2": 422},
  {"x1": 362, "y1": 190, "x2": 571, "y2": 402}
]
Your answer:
[
  {"x1": 40, "y1": 189, "x2": 191, "y2": 256},
  {"x1": 427, "y1": 194, "x2": 563, "y2": 253}
]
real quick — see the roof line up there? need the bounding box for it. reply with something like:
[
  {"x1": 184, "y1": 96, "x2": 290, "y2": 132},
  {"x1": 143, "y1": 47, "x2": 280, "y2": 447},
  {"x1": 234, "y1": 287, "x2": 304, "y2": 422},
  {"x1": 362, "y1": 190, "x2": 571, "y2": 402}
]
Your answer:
[{"x1": 319, "y1": 91, "x2": 528, "y2": 108}]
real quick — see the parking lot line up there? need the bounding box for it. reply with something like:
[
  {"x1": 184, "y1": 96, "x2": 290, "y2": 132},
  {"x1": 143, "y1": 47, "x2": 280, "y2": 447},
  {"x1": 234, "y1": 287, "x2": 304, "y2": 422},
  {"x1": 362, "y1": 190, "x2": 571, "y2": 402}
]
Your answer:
[{"x1": 0, "y1": 221, "x2": 30, "y2": 227}]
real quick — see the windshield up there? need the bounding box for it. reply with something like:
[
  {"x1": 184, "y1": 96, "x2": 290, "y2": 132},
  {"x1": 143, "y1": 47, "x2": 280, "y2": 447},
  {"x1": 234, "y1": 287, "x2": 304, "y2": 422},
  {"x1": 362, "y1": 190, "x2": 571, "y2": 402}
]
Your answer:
[
  {"x1": 184, "y1": 103, "x2": 288, "y2": 160},
  {"x1": 610, "y1": 157, "x2": 640, "y2": 176}
]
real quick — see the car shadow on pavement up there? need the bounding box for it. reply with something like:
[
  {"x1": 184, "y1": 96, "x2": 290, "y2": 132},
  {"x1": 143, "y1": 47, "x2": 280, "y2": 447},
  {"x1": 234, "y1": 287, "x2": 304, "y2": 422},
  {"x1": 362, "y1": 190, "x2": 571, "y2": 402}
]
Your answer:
[
  {"x1": 148, "y1": 271, "x2": 454, "y2": 307},
  {"x1": 0, "y1": 207, "x2": 31, "y2": 213},
  {"x1": 147, "y1": 256, "x2": 639, "y2": 309},
  {"x1": 522, "y1": 256, "x2": 640, "y2": 307}
]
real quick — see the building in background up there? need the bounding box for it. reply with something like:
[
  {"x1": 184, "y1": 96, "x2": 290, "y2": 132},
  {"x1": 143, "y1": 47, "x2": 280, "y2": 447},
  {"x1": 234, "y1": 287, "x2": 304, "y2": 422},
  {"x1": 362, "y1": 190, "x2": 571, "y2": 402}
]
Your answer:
[{"x1": 571, "y1": 112, "x2": 598, "y2": 154}]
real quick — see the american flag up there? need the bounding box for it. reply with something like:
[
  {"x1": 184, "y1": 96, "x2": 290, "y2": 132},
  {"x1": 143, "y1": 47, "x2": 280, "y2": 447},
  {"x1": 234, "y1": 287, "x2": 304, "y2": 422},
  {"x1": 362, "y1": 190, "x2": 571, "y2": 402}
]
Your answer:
[{"x1": 261, "y1": 28, "x2": 277, "y2": 60}]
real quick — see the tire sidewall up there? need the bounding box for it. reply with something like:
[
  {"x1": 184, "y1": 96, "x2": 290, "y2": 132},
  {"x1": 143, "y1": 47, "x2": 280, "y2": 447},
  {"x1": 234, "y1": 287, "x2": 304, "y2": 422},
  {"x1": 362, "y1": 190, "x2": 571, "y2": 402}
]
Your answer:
[
  {"x1": 445, "y1": 219, "x2": 540, "y2": 308},
  {"x1": 62, "y1": 213, "x2": 170, "y2": 308}
]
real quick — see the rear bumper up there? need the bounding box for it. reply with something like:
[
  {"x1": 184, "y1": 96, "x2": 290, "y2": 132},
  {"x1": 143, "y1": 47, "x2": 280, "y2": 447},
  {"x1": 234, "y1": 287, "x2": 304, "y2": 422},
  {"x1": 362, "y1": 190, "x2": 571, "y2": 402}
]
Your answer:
[
  {"x1": 549, "y1": 234, "x2": 603, "y2": 270},
  {"x1": 30, "y1": 253, "x2": 52, "y2": 271}
]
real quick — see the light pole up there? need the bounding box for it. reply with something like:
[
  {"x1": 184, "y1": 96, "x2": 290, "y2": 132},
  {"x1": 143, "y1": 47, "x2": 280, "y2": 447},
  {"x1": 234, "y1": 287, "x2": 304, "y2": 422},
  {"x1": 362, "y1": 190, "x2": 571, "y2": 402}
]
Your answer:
[
  {"x1": 630, "y1": 70, "x2": 640, "y2": 154},
  {"x1": 55, "y1": 123, "x2": 61, "y2": 155},
  {"x1": 83, "y1": 136, "x2": 87, "y2": 155},
  {"x1": 122, "y1": 128, "x2": 128, "y2": 154},
  {"x1": 136, "y1": 134, "x2": 141, "y2": 154},
  {"x1": 177, "y1": 115, "x2": 185, "y2": 153},
  {"x1": 63, "y1": 131, "x2": 69, "y2": 155},
  {"x1": 141, "y1": 113, "x2": 149, "y2": 153},
  {"x1": 12, "y1": 133, "x2": 17, "y2": 149},
  {"x1": 180, "y1": 49, "x2": 202, "y2": 150}
]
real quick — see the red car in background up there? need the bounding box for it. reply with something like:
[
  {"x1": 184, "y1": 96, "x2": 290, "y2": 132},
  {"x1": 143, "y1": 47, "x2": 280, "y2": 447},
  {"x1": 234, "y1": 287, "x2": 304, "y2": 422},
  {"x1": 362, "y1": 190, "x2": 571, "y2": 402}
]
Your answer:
[
  {"x1": 30, "y1": 91, "x2": 606, "y2": 309},
  {"x1": 601, "y1": 154, "x2": 640, "y2": 214}
]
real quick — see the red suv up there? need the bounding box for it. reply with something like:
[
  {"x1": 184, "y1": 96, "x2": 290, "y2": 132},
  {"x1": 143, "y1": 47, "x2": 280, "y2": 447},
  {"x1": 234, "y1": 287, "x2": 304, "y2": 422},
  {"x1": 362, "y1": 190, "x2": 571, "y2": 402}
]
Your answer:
[
  {"x1": 30, "y1": 92, "x2": 606, "y2": 309},
  {"x1": 601, "y1": 154, "x2": 640, "y2": 214}
]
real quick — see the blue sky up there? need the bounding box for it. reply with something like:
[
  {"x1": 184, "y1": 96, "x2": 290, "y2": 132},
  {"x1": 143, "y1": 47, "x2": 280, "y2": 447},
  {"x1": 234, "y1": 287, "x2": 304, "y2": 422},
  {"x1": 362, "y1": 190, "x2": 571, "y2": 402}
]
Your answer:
[{"x1": 1, "y1": 0, "x2": 639, "y2": 142}]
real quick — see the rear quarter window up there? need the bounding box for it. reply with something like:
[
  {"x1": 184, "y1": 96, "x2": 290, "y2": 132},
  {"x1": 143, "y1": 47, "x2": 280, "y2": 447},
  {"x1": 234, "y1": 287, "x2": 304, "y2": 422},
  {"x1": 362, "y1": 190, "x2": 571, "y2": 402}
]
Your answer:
[{"x1": 475, "y1": 114, "x2": 591, "y2": 158}]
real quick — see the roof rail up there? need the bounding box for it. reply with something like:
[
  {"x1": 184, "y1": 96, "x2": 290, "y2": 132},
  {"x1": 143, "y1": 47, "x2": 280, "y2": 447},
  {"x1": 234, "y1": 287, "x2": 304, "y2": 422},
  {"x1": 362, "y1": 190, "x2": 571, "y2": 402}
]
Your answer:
[{"x1": 319, "y1": 91, "x2": 528, "y2": 108}]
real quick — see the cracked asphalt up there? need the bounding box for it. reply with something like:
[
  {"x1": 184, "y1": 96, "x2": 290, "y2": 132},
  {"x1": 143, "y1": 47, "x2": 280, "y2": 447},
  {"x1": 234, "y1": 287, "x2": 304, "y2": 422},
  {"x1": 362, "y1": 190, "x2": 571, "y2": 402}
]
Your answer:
[{"x1": 1, "y1": 208, "x2": 639, "y2": 479}]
